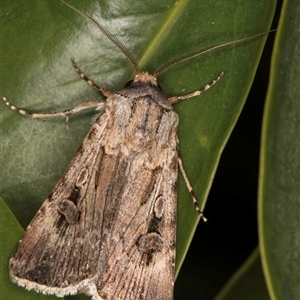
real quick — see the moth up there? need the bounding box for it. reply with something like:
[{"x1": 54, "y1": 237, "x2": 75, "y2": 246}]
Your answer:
[{"x1": 4, "y1": 1, "x2": 270, "y2": 299}]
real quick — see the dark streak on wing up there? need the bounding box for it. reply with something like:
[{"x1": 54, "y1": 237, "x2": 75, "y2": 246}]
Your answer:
[{"x1": 94, "y1": 89, "x2": 178, "y2": 299}]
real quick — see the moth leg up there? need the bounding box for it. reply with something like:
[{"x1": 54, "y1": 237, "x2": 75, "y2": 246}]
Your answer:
[
  {"x1": 178, "y1": 156, "x2": 208, "y2": 222},
  {"x1": 2, "y1": 96, "x2": 104, "y2": 125},
  {"x1": 168, "y1": 71, "x2": 224, "y2": 104},
  {"x1": 71, "y1": 57, "x2": 113, "y2": 98}
]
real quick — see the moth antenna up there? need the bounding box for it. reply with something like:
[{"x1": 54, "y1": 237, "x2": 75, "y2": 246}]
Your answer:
[
  {"x1": 154, "y1": 30, "x2": 276, "y2": 77},
  {"x1": 60, "y1": 0, "x2": 140, "y2": 74}
]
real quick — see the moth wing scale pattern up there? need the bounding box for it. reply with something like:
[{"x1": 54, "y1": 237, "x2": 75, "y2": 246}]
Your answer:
[
  {"x1": 9, "y1": 108, "x2": 110, "y2": 296},
  {"x1": 9, "y1": 74, "x2": 178, "y2": 300},
  {"x1": 93, "y1": 75, "x2": 178, "y2": 299}
]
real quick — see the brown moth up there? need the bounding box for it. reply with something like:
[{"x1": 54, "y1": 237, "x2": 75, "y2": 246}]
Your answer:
[{"x1": 4, "y1": 1, "x2": 271, "y2": 299}]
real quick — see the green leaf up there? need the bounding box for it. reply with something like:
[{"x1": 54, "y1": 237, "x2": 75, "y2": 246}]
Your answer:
[
  {"x1": 213, "y1": 248, "x2": 270, "y2": 300},
  {"x1": 1, "y1": 0, "x2": 275, "y2": 298},
  {"x1": 258, "y1": 0, "x2": 300, "y2": 299}
]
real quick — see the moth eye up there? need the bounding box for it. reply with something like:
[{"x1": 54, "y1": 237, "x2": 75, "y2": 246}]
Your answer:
[{"x1": 124, "y1": 80, "x2": 133, "y2": 87}]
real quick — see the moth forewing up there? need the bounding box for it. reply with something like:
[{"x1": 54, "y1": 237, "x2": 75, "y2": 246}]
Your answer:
[{"x1": 9, "y1": 73, "x2": 178, "y2": 299}]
